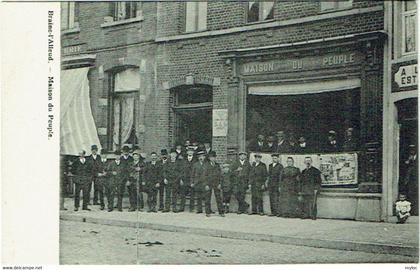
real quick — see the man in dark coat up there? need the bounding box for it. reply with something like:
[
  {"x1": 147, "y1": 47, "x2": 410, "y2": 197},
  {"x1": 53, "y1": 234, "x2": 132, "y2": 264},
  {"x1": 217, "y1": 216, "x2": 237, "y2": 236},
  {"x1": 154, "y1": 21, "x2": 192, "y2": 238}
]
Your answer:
[
  {"x1": 182, "y1": 148, "x2": 196, "y2": 212},
  {"x1": 249, "y1": 134, "x2": 265, "y2": 152},
  {"x1": 175, "y1": 142, "x2": 185, "y2": 160},
  {"x1": 158, "y1": 149, "x2": 169, "y2": 211},
  {"x1": 128, "y1": 150, "x2": 145, "y2": 211},
  {"x1": 279, "y1": 157, "x2": 301, "y2": 217},
  {"x1": 230, "y1": 151, "x2": 251, "y2": 214},
  {"x1": 296, "y1": 136, "x2": 310, "y2": 154},
  {"x1": 116, "y1": 145, "x2": 133, "y2": 211},
  {"x1": 342, "y1": 127, "x2": 358, "y2": 151},
  {"x1": 87, "y1": 145, "x2": 103, "y2": 207},
  {"x1": 299, "y1": 157, "x2": 322, "y2": 219},
  {"x1": 324, "y1": 130, "x2": 340, "y2": 152},
  {"x1": 143, "y1": 152, "x2": 162, "y2": 212},
  {"x1": 72, "y1": 150, "x2": 92, "y2": 211},
  {"x1": 267, "y1": 153, "x2": 283, "y2": 216},
  {"x1": 248, "y1": 153, "x2": 268, "y2": 215},
  {"x1": 276, "y1": 130, "x2": 291, "y2": 153},
  {"x1": 264, "y1": 135, "x2": 276, "y2": 153},
  {"x1": 205, "y1": 151, "x2": 225, "y2": 217},
  {"x1": 190, "y1": 151, "x2": 209, "y2": 214},
  {"x1": 103, "y1": 151, "x2": 122, "y2": 212},
  {"x1": 163, "y1": 149, "x2": 182, "y2": 212}
]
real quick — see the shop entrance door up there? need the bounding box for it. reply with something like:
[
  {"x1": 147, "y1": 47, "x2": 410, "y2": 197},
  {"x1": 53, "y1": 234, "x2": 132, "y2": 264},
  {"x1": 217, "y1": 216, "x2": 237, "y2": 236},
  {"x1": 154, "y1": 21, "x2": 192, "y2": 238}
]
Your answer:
[
  {"x1": 176, "y1": 108, "x2": 212, "y2": 145},
  {"x1": 397, "y1": 98, "x2": 418, "y2": 215}
]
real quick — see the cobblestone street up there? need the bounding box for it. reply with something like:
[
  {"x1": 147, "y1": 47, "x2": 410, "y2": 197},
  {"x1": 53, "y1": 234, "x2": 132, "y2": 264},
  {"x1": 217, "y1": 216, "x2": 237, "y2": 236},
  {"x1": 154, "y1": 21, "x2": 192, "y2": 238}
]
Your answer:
[{"x1": 60, "y1": 220, "x2": 417, "y2": 264}]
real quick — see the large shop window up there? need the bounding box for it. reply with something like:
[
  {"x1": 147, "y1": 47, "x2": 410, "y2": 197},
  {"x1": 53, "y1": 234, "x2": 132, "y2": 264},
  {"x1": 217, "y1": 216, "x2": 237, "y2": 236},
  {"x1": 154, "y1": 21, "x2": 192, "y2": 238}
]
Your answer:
[
  {"x1": 246, "y1": 79, "x2": 361, "y2": 154},
  {"x1": 185, "y1": 1, "x2": 207, "y2": 32},
  {"x1": 61, "y1": 2, "x2": 79, "y2": 29},
  {"x1": 111, "y1": 1, "x2": 141, "y2": 21},
  {"x1": 247, "y1": 1, "x2": 274, "y2": 23},
  {"x1": 402, "y1": 0, "x2": 417, "y2": 55},
  {"x1": 111, "y1": 68, "x2": 140, "y2": 150}
]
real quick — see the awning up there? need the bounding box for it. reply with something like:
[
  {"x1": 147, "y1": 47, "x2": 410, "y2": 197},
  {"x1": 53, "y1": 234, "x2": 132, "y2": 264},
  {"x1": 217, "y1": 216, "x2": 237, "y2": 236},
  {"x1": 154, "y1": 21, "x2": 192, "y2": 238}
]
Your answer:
[
  {"x1": 248, "y1": 78, "x2": 361, "y2": 95},
  {"x1": 60, "y1": 67, "x2": 102, "y2": 156}
]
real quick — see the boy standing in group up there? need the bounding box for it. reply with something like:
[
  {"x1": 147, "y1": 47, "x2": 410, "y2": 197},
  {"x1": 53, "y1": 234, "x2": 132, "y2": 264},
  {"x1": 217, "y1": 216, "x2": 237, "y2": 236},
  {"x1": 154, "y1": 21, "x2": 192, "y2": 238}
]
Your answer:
[{"x1": 221, "y1": 163, "x2": 233, "y2": 214}]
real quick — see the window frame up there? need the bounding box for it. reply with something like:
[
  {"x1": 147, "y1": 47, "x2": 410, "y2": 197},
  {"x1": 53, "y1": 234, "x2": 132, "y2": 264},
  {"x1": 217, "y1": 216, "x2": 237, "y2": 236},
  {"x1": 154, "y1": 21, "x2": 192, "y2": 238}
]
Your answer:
[
  {"x1": 113, "y1": 1, "x2": 141, "y2": 22},
  {"x1": 401, "y1": 0, "x2": 417, "y2": 56},
  {"x1": 246, "y1": 1, "x2": 275, "y2": 24},
  {"x1": 61, "y1": 2, "x2": 79, "y2": 31},
  {"x1": 108, "y1": 67, "x2": 140, "y2": 150},
  {"x1": 184, "y1": 1, "x2": 208, "y2": 33},
  {"x1": 320, "y1": 0, "x2": 353, "y2": 13}
]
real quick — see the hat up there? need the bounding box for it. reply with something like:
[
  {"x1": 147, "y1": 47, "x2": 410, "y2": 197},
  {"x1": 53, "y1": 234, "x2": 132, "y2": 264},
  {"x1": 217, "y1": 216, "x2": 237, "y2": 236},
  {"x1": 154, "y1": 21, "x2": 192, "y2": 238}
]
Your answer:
[
  {"x1": 196, "y1": 150, "x2": 206, "y2": 156},
  {"x1": 186, "y1": 147, "x2": 195, "y2": 152},
  {"x1": 170, "y1": 148, "x2": 177, "y2": 154},
  {"x1": 271, "y1": 153, "x2": 279, "y2": 157},
  {"x1": 114, "y1": 150, "x2": 121, "y2": 155},
  {"x1": 91, "y1": 145, "x2": 98, "y2": 150},
  {"x1": 409, "y1": 144, "x2": 416, "y2": 149},
  {"x1": 267, "y1": 136, "x2": 275, "y2": 142},
  {"x1": 222, "y1": 163, "x2": 230, "y2": 168},
  {"x1": 122, "y1": 145, "x2": 130, "y2": 152},
  {"x1": 254, "y1": 153, "x2": 262, "y2": 158},
  {"x1": 161, "y1": 149, "x2": 168, "y2": 155},
  {"x1": 328, "y1": 130, "x2": 337, "y2": 136},
  {"x1": 132, "y1": 150, "x2": 141, "y2": 156},
  {"x1": 238, "y1": 151, "x2": 247, "y2": 156},
  {"x1": 208, "y1": 151, "x2": 217, "y2": 157}
]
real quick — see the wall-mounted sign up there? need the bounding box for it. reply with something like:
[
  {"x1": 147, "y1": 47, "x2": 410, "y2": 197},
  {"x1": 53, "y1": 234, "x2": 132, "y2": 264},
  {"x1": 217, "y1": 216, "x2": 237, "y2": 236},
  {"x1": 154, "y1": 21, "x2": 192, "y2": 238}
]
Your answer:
[
  {"x1": 394, "y1": 64, "x2": 417, "y2": 88},
  {"x1": 241, "y1": 51, "x2": 362, "y2": 75},
  {"x1": 62, "y1": 45, "x2": 82, "y2": 55},
  {"x1": 213, "y1": 109, "x2": 228, "y2": 137}
]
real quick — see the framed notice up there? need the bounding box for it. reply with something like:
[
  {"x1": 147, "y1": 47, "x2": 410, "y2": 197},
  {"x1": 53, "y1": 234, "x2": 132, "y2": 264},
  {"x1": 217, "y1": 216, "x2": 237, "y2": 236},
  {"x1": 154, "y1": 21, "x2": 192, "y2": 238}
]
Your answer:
[
  {"x1": 213, "y1": 109, "x2": 228, "y2": 137},
  {"x1": 319, "y1": 153, "x2": 358, "y2": 186}
]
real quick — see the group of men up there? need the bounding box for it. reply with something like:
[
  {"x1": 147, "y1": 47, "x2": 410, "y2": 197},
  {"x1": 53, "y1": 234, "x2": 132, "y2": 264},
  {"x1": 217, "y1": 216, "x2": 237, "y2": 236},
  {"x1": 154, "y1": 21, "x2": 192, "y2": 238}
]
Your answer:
[
  {"x1": 249, "y1": 128, "x2": 358, "y2": 153},
  {"x1": 64, "y1": 142, "x2": 322, "y2": 219}
]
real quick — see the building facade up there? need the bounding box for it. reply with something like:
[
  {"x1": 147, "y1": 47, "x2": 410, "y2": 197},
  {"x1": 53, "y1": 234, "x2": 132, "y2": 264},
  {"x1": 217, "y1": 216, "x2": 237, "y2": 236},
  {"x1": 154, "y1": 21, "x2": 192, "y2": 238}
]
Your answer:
[{"x1": 61, "y1": 1, "x2": 416, "y2": 221}]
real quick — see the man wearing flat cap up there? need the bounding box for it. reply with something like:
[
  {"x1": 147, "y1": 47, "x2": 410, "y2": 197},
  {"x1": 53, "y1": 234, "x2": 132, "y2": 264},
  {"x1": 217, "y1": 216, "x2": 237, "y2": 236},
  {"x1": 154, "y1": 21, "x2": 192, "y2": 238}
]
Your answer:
[
  {"x1": 87, "y1": 144, "x2": 104, "y2": 208},
  {"x1": 230, "y1": 151, "x2": 251, "y2": 214},
  {"x1": 162, "y1": 149, "x2": 182, "y2": 212},
  {"x1": 191, "y1": 150, "x2": 210, "y2": 214},
  {"x1": 267, "y1": 153, "x2": 283, "y2": 216},
  {"x1": 248, "y1": 153, "x2": 268, "y2": 215},
  {"x1": 128, "y1": 150, "x2": 145, "y2": 211}
]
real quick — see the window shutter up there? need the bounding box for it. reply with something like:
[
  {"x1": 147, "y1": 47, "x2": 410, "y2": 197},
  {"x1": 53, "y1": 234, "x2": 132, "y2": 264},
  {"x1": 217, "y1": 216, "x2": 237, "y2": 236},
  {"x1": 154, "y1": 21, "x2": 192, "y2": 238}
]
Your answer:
[
  {"x1": 185, "y1": 2, "x2": 196, "y2": 32},
  {"x1": 197, "y1": 2, "x2": 207, "y2": 31},
  {"x1": 109, "y1": 2, "x2": 115, "y2": 18}
]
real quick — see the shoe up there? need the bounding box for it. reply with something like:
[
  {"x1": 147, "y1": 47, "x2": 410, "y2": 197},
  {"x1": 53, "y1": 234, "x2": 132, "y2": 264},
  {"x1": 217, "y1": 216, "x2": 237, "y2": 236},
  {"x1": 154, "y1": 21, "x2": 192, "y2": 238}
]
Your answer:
[
  {"x1": 248, "y1": 212, "x2": 257, "y2": 215},
  {"x1": 93, "y1": 202, "x2": 99, "y2": 205},
  {"x1": 163, "y1": 210, "x2": 170, "y2": 213},
  {"x1": 237, "y1": 211, "x2": 242, "y2": 215},
  {"x1": 60, "y1": 207, "x2": 68, "y2": 211},
  {"x1": 210, "y1": 211, "x2": 215, "y2": 214},
  {"x1": 74, "y1": 207, "x2": 78, "y2": 212},
  {"x1": 268, "y1": 214, "x2": 275, "y2": 217},
  {"x1": 189, "y1": 208, "x2": 194, "y2": 212},
  {"x1": 158, "y1": 208, "x2": 164, "y2": 211},
  {"x1": 82, "y1": 208, "x2": 91, "y2": 211},
  {"x1": 178, "y1": 208, "x2": 185, "y2": 212},
  {"x1": 259, "y1": 212, "x2": 265, "y2": 216},
  {"x1": 118, "y1": 208, "x2": 123, "y2": 212},
  {"x1": 219, "y1": 213, "x2": 225, "y2": 217},
  {"x1": 100, "y1": 206, "x2": 105, "y2": 210},
  {"x1": 196, "y1": 211, "x2": 203, "y2": 214},
  {"x1": 128, "y1": 208, "x2": 136, "y2": 212},
  {"x1": 206, "y1": 214, "x2": 211, "y2": 217},
  {"x1": 107, "y1": 209, "x2": 113, "y2": 212}
]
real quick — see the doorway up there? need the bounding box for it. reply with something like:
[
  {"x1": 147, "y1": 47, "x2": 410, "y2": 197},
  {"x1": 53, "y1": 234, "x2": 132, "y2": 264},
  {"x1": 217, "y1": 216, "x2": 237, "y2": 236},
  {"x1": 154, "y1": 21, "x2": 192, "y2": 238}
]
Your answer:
[
  {"x1": 176, "y1": 108, "x2": 212, "y2": 144},
  {"x1": 397, "y1": 98, "x2": 418, "y2": 215}
]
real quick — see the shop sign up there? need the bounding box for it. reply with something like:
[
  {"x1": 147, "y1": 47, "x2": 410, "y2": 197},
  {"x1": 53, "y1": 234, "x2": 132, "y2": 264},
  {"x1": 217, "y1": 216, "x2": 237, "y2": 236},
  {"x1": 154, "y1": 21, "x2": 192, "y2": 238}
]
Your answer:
[
  {"x1": 213, "y1": 109, "x2": 228, "y2": 137},
  {"x1": 242, "y1": 52, "x2": 360, "y2": 75},
  {"x1": 62, "y1": 45, "x2": 82, "y2": 55},
  {"x1": 394, "y1": 64, "x2": 418, "y2": 88}
]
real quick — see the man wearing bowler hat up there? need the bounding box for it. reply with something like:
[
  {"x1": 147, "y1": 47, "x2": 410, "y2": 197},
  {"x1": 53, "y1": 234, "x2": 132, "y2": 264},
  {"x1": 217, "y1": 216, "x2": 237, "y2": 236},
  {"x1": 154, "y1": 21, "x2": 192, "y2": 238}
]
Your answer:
[
  {"x1": 231, "y1": 151, "x2": 251, "y2": 214},
  {"x1": 158, "y1": 149, "x2": 169, "y2": 211},
  {"x1": 87, "y1": 144, "x2": 103, "y2": 207},
  {"x1": 205, "y1": 151, "x2": 225, "y2": 217},
  {"x1": 191, "y1": 150, "x2": 210, "y2": 214},
  {"x1": 324, "y1": 130, "x2": 340, "y2": 152},
  {"x1": 116, "y1": 145, "x2": 133, "y2": 211},
  {"x1": 72, "y1": 150, "x2": 92, "y2": 211},
  {"x1": 249, "y1": 153, "x2": 268, "y2": 215}
]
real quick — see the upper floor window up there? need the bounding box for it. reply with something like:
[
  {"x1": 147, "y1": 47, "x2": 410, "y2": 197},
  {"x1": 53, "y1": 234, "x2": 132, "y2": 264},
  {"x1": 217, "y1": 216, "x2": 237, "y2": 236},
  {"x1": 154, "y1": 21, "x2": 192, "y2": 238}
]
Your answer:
[
  {"x1": 185, "y1": 2, "x2": 207, "y2": 32},
  {"x1": 61, "y1": 2, "x2": 79, "y2": 30},
  {"x1": 112, "y1": 2, "x2": 141, "y2": 21},
  {"x1": 402, "y1": 0, "x2": 417, "y2": 55},
  {"x1": 247, "y1": 1, "x2": 274, "y2": 23},
  {"x1": 320, "y1": 0, "x2": 352, "y2": 12}
]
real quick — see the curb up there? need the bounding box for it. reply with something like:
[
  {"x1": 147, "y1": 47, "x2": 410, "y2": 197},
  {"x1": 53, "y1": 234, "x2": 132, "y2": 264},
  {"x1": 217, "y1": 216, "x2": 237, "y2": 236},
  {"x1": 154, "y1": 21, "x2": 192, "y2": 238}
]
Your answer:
[{"x1": 60, "y1": 214, "x2": 419, "y2": 258}]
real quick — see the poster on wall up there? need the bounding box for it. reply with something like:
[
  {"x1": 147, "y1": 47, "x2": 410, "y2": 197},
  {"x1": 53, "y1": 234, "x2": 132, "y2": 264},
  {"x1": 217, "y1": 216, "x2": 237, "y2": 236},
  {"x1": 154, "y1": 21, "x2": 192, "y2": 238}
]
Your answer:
[
  {"x1": 213, "y1": 109, "x2": 228, "y2": 137},
  {"x1": 319, "y1": 153, "x2": 358, "y2": 186}
]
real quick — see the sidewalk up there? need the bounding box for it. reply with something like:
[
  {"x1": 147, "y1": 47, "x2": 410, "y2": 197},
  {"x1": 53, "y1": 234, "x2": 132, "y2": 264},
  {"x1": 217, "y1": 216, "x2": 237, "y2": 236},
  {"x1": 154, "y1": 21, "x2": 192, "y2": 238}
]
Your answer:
[{"x1": 60, "y1": 198, "x2": 419, "y2": 258}]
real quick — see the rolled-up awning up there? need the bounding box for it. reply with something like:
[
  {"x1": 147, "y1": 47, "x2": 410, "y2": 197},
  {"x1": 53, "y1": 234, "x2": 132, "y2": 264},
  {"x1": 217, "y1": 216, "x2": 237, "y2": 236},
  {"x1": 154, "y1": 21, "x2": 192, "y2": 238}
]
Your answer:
[
  {"x1": 60, "y1": 67, "x2": 102, "y2": 156},
  {"x1": 248, "y1": 78, "x2": 361, "y2": 95}
]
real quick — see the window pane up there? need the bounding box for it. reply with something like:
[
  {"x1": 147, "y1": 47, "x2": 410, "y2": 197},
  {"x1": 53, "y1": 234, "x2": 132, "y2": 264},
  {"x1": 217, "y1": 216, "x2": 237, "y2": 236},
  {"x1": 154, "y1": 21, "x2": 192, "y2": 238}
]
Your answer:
[
  {"x1": 114, "y1": 68, "x2": 140, "y2": 92},
  {"x1": 405, "y1": 0, "x2": 417, "y2": 11},
  {"x1": 197, "y1": 2, "x2": 207, "y2": 31},
  {"x1": 68, "y1": 2, "x2": 75, "y2": 28},
  {"x1": 61, "y1": 2, "x2": 69, "y2": 29},
  {"x1": 320, "y1": 1, "x2": 337, "y2": 11},
  {"x1": 248, "y1": 2, "x2": 259, "y2": 22},
  {"x1": 185, "y1": 1, "x2": 196, "y2": 32},
  {"x1": 404, "y1": 14, "x2": 417, "y2": 53},
  {"x1": 261, "y1": 1, "x2": 274, "y2": 20},
  {"x1": 338, "y1": 0, "x2": 353, "y2": 9},
  {"x1": 115, "y1": 2, "x2": 126, "y2": 21}
]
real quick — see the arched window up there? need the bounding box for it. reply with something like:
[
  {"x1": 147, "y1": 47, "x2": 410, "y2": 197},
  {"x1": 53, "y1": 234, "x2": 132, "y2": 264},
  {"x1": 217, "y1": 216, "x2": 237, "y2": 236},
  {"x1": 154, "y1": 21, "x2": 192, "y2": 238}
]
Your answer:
[{"x1": 110, "y1": 67, "x2": 140, "y2": 150}]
